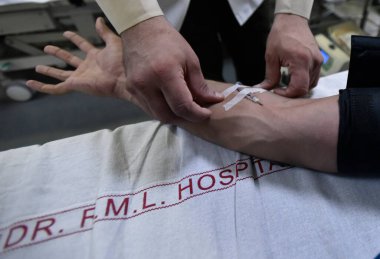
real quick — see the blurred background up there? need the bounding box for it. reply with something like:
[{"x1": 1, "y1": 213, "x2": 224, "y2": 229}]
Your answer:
[{"x1": 0, "y1": 0, "x2": 379, "y2": 151}]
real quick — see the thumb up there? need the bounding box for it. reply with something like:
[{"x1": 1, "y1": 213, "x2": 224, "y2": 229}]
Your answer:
[
  {"x1": 186, "y1": 60, "x2": 224, "y2": 104},
  {"x1": 95, "y1": 17, "x2": 117, "y2": 44},
  {"x1": 259, "y1": 55, "x2": 281, "y2": 90}
]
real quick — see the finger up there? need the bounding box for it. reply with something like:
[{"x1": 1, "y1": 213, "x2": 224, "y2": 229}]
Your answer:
[
  {"x1": 35, "y1": 65, "x2": 73, "y2": 81},
  {"x1": 275, "y1": 69, "x2": 309, "y2": 97},
  {"x1": 260, "y1": 52, "x2": 281, "y2": 90},
  {"x1": 185, "y1": 59, "x2": 224, "y2": 105},
  {"x1": 309, "y1": 54, "x2": 323, "y2": 90},
  {"x1": 131, "y1": 87, "x2": 178, "y2": 123},
  {"x1": 26, "y1": 80, "x2": 69, "y2": 95},
  {"x1": 63, "y1": 31, "x2": 95, "y2": 53},
  {"x1": 95, "y1": 17, "x2": 119, "y2": 45},
  {"x1": 144, "y1": 92, "x2": 179, "y2": 123},
  {"x1": 161, "y1": 77, "x2": 212, "y2": 122},
  {"x1": 44, "y1": 45, "x2": 82, "y2": 67},
  {"x1": 309, "y1": 68, "x2": 320, "y2": 90}
]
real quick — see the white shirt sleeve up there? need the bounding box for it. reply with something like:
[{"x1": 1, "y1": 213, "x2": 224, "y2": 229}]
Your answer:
[
  {"x1": 95, "y1": 0, "x2": 163, "y2": 34},
  {"x1": 274, "y1": 0, "x2": 314, "y2": 19}
]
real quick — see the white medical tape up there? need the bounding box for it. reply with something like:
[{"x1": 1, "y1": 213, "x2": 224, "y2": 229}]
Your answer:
[
  {"x1": 222, "y1": 82, "x2": 241, "y2": 97},
  {"x1": 223, "y1": 87, "x2": 267, "y2": 111}
]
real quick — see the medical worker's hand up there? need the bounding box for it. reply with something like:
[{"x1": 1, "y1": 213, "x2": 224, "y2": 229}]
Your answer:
[
  {"x1": 260, "y1": 14, "x2": 323, "y2": 97},
  {"x1": 120, "y1": 16, "x2": 224, "y2": 123}
]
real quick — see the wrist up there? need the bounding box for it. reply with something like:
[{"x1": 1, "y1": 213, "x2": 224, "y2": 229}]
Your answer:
[{"x1": 120, "y1": 16, "x2": 167, "y2": 44}]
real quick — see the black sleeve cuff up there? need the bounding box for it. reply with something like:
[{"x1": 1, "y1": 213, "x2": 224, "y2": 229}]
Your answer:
[{"x1": 338, "y1": 88, "x2": 380, "y2": 174}]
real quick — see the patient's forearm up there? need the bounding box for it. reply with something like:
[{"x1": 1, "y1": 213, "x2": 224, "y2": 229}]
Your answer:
[{"x1": 179, "y1": 81, "x2": 339, "y2": 172}]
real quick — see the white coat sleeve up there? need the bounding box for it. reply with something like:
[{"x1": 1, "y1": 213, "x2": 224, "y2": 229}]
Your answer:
[
  {"x1": 275, "y1": 0, "x2": 314, "y2": 19},
  {"x1": 96, "y1": 0, "x2": 163, "y2": 34}
]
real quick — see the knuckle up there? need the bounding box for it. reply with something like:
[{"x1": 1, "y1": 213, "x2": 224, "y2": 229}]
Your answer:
[
  {"x1": 173, "y1": 101, "x2": 193, "y2": 117},
  {"x1": 150, "y1": 58, "x2": 176, "y2": 78},
  {"x1": 187, "y1": 55, "x2": 201, "y2": 70},
  {"x1": 294, "y1": 50, "x2": 309, "y2": 62},
  {"x1": 293, "y1": 86, "x2": 308, "y2": 96},
  {"x1": 286, "y1": 84, "x2": 308, "y2": 97},
  {"x1": 151, "y1": 62, "x2": 167, "y2": 76},
  {"x1": 300, "y1": 87, "x2": 308, "y2": 95},
  {"x1": 126, "y1": 75, "x2": 144, "y2": 95},
  {"x1": 198, "y1": 81, "x2": 209, "y2": 94}
]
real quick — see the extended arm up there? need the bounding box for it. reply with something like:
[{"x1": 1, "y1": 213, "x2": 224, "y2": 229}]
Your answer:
[{"x1": 181, "y1": 82, "x2": 338, "y2": 172}]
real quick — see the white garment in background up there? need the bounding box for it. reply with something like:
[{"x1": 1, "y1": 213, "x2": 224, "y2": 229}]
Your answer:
[
  {"x1": 227, "y1": 0, "x2": 264, "y2": 25},
  {"x1": 158, "y1": 0, "x2": 263, "y2": 30},
  {"x1": 1, "y1": 72, "x2": 380, "y2": 258}
]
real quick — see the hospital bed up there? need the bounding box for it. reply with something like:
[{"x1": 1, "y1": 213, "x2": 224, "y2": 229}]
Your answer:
[
  {"x1": 0, "y1": 0, "x2": 103, "y2": 101},
  {"x1": 1, "y1": 71, "x2": 380, "y2": 258}
]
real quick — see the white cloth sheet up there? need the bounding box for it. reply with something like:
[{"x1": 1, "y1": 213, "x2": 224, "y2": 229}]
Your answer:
[{"x1": 1, "y1": 71, "x2": 380, "y2": 258}]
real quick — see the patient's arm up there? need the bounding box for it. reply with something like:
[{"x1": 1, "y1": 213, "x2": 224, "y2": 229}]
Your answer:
[
  {"x1": 181, "y1": 82, "x2": 338, "y2": 172},
  {"x1": 27, "y1": 18, "x2": 338, "y2": 173},
  {"x1": 27, "y1": 18, "x2": 138, "y2": 103}
]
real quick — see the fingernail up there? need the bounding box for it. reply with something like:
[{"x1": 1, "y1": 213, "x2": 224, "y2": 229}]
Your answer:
[{"x1": 215, "y1": 92, "x2": 224, "y2": 98}]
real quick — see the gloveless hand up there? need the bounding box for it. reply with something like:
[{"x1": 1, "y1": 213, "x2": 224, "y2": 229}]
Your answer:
[
  {"x1": 260, "y1": 14, "x2": 323, "y2": 97},
  {"x1": 121, "y1": 16, "x2": 224, "y2": 123},
  {"x1": 27, "y1": 18, "x2": 130, "y2": 100}
]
